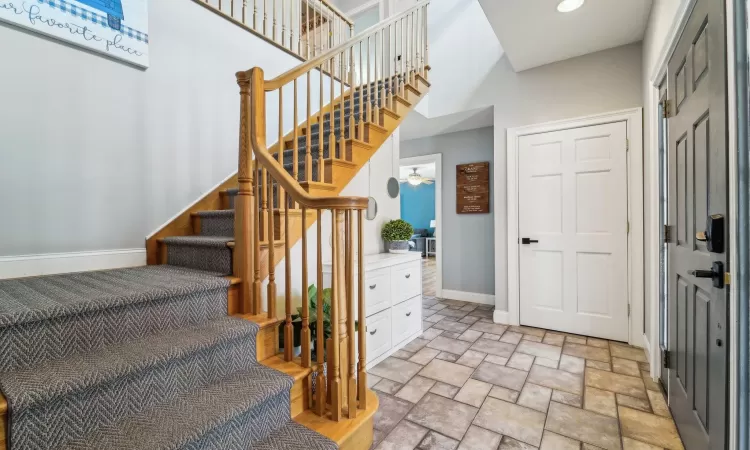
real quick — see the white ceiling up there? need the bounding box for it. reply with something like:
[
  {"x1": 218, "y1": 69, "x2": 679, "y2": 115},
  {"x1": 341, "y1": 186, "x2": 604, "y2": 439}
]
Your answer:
[
  {"x1": 400, "y1": 106, "x2": 495, "y2": 141},
  {"x1": 479, "y1": 0, "x2": 652, "y2": 71},
  {"x1": 399, "y1": 163, "x2": 436, "y2": 180}
]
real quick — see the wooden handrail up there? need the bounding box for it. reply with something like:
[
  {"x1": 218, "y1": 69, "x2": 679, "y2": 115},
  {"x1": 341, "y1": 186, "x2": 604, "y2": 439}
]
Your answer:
[
  {"x1": 319, "y1": 0, "x2": 354, "y2": 25},
  {"x1": 265, "y1": 0, "x2": 430, "y2": 90}
]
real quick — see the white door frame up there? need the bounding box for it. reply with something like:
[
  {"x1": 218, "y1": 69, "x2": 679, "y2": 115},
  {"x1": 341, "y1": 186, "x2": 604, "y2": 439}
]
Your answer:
[
  {"x1": 503, "y1": 108, "x2": 644, "y2": 347},
  {"x1": 399, "y1": 153, "x2": 443, "y2": 298}
]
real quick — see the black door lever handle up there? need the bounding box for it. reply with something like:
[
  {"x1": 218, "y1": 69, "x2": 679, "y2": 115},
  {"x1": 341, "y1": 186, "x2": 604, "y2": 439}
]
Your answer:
[
  {"x1": 688, "y1": 261, "x2": 725, "y2": 288},
  {"x1": 521, "y1": 238, "x2": 539, "y2": 245}
]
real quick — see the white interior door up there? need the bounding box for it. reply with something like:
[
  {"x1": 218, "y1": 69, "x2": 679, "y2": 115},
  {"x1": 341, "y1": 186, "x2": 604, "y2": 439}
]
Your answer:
[{"x1": 518, "y1": 121, "x2": 629, "y2": 341}]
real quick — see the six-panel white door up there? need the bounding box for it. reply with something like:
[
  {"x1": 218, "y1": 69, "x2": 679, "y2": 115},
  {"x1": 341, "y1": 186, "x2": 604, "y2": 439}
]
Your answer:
[{"x1": 518, "y1": 121, "x2": 629, "y2": 341}]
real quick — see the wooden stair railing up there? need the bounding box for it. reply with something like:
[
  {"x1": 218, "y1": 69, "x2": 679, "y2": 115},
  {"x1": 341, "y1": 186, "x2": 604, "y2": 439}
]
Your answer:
[{"x1": 235, "y1": 0, "x2": 429, "y2": 421}]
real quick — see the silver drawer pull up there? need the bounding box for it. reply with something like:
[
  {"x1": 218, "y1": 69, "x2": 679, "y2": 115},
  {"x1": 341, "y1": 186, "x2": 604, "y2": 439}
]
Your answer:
[
  {"x1": 405, "y1": 274, "x2": 411, "y2": 279},
  {"x1": 369, "y1": 284, "x2": 377, "y2": 289},
  {"x1": 369, "y1": 329, "x2": 377, "y2": 335},
  {"x1": 406, "y1": 311, "x2": 412, "y2": 317}
]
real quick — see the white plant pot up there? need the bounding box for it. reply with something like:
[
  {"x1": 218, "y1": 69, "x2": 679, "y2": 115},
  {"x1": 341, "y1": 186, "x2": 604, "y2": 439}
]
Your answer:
[{"x1": 388, "y1": 240, "x2": 409, "y2": 254}]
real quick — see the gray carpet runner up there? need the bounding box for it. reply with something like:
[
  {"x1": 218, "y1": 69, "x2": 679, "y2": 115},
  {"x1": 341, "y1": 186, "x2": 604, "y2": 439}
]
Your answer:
[{"x1": 0, "y1": 265, "x2": 337, "y2": 449}]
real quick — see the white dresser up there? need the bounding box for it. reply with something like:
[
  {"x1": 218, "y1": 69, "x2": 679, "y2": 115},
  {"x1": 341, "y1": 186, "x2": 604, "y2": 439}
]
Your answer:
[{"x1": 323, "y1": 252, "x2": 423, "y2": 369}]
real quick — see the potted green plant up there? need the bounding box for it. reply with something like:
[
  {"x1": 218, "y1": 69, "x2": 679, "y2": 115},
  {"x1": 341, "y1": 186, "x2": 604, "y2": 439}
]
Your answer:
[{"x1": 381, "y1": 219, "x2": 413, "y2": 253}]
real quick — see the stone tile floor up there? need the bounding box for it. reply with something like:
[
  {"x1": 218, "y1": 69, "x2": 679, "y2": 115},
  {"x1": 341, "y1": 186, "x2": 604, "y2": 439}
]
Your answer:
[{"x1": 367, "y1": 296, "x2": 684, "y2": 450}]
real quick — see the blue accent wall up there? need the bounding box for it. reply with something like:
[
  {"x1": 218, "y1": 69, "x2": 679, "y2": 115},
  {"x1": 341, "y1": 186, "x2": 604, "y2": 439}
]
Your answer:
[{"x1": 400, "y1": 182, "x2": 435, "y2": 232}]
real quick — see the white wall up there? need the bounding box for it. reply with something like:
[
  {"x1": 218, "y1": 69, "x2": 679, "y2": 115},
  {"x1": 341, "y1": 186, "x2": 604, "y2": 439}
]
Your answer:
[
  {"x1": 0, "y1": 1, "x2": 337, "y2": 257},
  {"x1": 641, "y1": 0, "x2": 683, "y2": 343}
]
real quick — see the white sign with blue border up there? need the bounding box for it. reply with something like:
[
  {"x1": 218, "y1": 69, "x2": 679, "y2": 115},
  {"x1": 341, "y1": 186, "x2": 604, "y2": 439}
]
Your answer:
[{"x1": 0, "y1": 0, "x2": 149, "y2": 67}]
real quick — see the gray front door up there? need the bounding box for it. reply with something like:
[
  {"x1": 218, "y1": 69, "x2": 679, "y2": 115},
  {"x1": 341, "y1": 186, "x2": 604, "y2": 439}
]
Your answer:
[{"x1": 666, "y1": 0, "x2": 728, "y2": 448}]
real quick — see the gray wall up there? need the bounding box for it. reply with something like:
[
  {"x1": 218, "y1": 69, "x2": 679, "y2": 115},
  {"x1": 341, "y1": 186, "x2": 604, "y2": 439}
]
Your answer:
[
  {"x1": 0, "y1": 1, "x2": 319, "y2": 256},
  {"x1": 401, "y1": 127, "x2": 495, "y2": 295}
]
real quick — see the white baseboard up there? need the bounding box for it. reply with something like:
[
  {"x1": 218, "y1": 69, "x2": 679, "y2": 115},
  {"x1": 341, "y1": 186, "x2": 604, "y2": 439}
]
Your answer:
[
  {"x1": 493, "y1": 310, "x2": 510, "y2": 324},
  {"x1": 0, "y1": 249, "x2": 147, "y2": 280},
  {"x1": 441, "y1": 289, "x2": 495, "y2": 305}
]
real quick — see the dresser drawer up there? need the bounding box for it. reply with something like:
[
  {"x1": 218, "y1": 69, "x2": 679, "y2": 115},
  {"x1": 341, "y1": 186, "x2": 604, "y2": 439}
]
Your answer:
[
  {"x1": 391, "y1": 261, "x2": 421, "y2": 304},
  {"x1": 366, "y1": 309, "x2": 392, "y2": 362},
  {"x1": 391, "y1": 296, "x2": 422, "y2": 346},
  {"x1": 365, "y1": 268, "x2": 391, "y2": 317}
]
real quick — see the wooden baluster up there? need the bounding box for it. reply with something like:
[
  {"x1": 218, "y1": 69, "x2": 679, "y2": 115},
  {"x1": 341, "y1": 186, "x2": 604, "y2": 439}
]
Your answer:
[
  {"x1": 284, "y1": 191, "x2": 292, "y2": 361},
  {"x1": 319, "y1": 62, "x2": 325, "y2": 182},
  {"x1": 380, "y1": 29, "x2": 386, "y2": 117},
  {"x1": 425, "y1": 5, "x2": 429, "y2": 79},
  {"x1": 242, "y1": 0, "x2": 246, "y2": 24},
  {"x1": 374, "y1": 32, "x2": 380, "y2": 125},
  {"x1": 306, "y1": 72, "x2": 312, "y2": 183},
  {"x1": 301, "y1": 207, "x2": 311, "y2": 368},
  {"x1": 346, "y1": 210, "x2": 357, "y2": 418},
  {"x1": 341, "y1": 52, "x2": 347, "y2": 157},
  {"x1": 253, "y1": 0, "x2": 258, "y2": 31},
  {"x1": 357, "y1": 209, "x2": 367, "y2": 409},
  {"x1": 357, "y1": 42, "x2": 364, "y2": 140},
  {"x1": 263, "y1": 0, "x2": 268, "y2": 35},
  {"x1": 219, "y1": 0, "x2": 222, "y2": 12},
  {"x1": 254, "y1": 162, "x2": 262, "y2": 314},
  {"x1": 266, "y1": 170, "x2": 276, "y2": 320},
  {"x1": 235, "y1": 71, "x2": 256, "y2": 315},
  {"x1": 289, "y1": 0, "x2": 293, "y2": 51},
  {"x1": 293, "y1": 79, "x2": 299, "y2": 190},
  {"x1": 273, "y1": 0, "x2": 277, "y2": 42},
  {"x1": 332, "y1": 54, "x2": 339, "y2": 160},
  {"x1": 367, "y1": 36, "x2": 373, "y2": 125},
  {"x1": 230, "y1": 0, "x2": 234, "y2": 19},
  {"x1": 413, "y1": 10, "x2": 418, "y2": 84},
  {"x1": 313, "y1": 2, "x2": 317, "y2": 57},
  {"x1": 315, "y1": 210, "x2": 326, "y2": 415},
  {"x1": 261, "y1": 166, "x2": 267, "y2": 243},
  {"x1": 278, "y1": 89, "x2": 285, "y2": 209},
  {"x1": 305, "y1": 0, "x2": 310, "y2": 58},
  {"x1": 388, "y1": 24, "x2": 394, "y2": 110},
  {"x1": 329, "y1": 209, "x2": 343, "y2": 421},
  {"x1": 401, "y1": 18, "x2": 406, "y2": 97}
]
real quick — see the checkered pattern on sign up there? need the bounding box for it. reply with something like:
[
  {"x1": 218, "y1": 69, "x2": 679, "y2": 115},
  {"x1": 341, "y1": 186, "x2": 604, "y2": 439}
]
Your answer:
[{"x1": 37, "y1": 0, "x2": 149, "y2": 43}]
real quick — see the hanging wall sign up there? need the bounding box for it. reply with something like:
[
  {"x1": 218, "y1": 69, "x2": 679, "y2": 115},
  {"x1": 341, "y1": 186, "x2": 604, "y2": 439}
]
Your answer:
[
  {"x1": 456, "y1": 162, "x2": 490, "y2": 214},
  {"x1": 0, "y1": 0, "x2": 149, "y2": 67}
]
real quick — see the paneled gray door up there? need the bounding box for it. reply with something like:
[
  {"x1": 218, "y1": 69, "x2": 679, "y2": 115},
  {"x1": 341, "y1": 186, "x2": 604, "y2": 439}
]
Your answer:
[{"x1": 666, "y1": 0, "x2": 728, "y2": 448}]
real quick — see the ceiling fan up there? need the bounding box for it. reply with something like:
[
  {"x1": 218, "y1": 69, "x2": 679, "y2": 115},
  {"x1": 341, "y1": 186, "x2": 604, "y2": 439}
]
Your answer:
[{"x1": 400, "y1": 168, "x2": 434, "y2": 186}]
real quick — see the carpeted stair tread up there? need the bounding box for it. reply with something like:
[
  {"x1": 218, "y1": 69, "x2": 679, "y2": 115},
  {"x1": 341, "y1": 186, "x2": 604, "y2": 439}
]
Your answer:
[
  {"x1": 63, "y1": 368, "x2": 295, "y2": 449},
  {"x1": 252, "y1": 420, "x2": 337, "y2": 450},
  {"x1": 197, "y1": 210, "x2": 235, "y2": 237},
  {"x1": 197, "y1": 210, "x2": 235, "y2": 218},
  {"x1": 164, "y1": 236, "x2": 234, "y2": 275},
  {"x1": 0, "y1": 265, "x2": 229, "y2": 328},
  {"x1": 163, "y1": 235, "x2": 233, "y2": 247},
  {"x1": 0, "y1": 316, "x2": 259, "y2": 411}
]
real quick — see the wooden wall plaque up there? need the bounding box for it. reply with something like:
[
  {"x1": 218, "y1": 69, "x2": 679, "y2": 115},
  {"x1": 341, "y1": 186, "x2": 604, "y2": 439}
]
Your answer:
[{"x1": 457, "y1": 162, "x2": 490, "y2": 214}]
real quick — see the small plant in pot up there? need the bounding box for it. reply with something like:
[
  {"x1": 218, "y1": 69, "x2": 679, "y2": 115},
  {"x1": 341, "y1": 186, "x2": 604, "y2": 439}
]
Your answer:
[{"x1": 381, "y1": 219, "x2": 413, "y2": 254}]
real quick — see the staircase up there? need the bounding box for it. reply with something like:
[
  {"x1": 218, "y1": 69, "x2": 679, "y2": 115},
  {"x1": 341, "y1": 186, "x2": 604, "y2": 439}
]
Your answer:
[{"x1": 0, "y1": 2, "x2": 429, "y2": 449}]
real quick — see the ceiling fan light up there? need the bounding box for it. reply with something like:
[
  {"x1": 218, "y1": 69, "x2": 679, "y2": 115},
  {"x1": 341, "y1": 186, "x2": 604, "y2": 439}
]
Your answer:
[
  {"x1": 557, "y1": 0, "x2": 584, "y2": 13},
  {"x1": 407, "y1": 173, "x2": 422, "y2": 186}
]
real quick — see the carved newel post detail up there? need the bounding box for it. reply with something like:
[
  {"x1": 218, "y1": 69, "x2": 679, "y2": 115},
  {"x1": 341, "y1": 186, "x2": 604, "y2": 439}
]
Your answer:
[{"x1": 235, "y1": 70, "x2": 256, "y2": 315}]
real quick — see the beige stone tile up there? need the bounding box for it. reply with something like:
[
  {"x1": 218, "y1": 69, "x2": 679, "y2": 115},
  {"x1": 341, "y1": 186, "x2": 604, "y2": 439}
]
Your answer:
[
  {"x1": 507, "y1": 352, "x2": 535, "y2": 371},
  {"x1": 618, "y1": 406, "x2": 684, "y2": 450},
  {"x1": 526, "y1": 365, "x2": 583, "y2": 395},
  {"x1": 407, "y1": 393, "x2": 479, "y2": 441},
  {"x1": 418, "y1": 431, "x2": 459, "y2": 450},
  {"x1": 424, "y1": 308, "x2": 437, "y2": 318},
  {"x1": 470, "y1": 322, "x2": 509, "y2": 335},
  {"x1": 545, "y1": 401, "x2": 621, "y2": 450},
  {"x1": 430, "y1": 382, "x2": 460, "y2": 399},
  {"x1": 433, "y1": 320, "x2": 471, "y2": 333},
  {"x1": 517, "y1": 383, "x2": 552, "y2": 413},
  {"x1": 459, "y1": 316, "x2": 480, "y2": 325},
  {"x1": 410, "y1": 347, "x2": 442, "y2": 365},
  {"x1": 587, "y1": 337, "x2": 609, "y2": 349},
  {"x1": 372, "y1": 428, "x2": 387, "y2": 448},
  {"x1": 404, "y1": 338, "x2": 431, "y2": 353},
  {"x1": 586, "y1": 368, "x2": 647, "y2": 399},
  {"x1": 471, "y1": 339, "x2": 517, "y2": 358},
  {"x1": 374, "y1": 393, "x2": 416, "y2": 433},
  {"x1": 419, "y1": 358, "x2": 475, "y2": 387},
  {"x1": 368, "y1": 374, "x2": 383, "y2": 388},
  {"x1": 522, "y1": 335, "x2": 543, "y2": 343},
  {"x1": 622, "y1": 437, "x2": 663, "y2": 450},
  {"x1": 431, "y1": 304, "x2": 448, "y2": 311},
  {"x1": 488, "y1": 385, "x2": 520, "y2": 403},
  {"x1": 610, "y1": 344, "x2": 648, "y2": 362},
  {"x1": 642, "y1": 370, "x2": 661, "y2": 391},
  {"x1": 460, "y1": 304, "x2": 478, "y2": 312},
  {"x1": 612, "y1": 357, "x2": 641, "y2": 377},
  {"x1": 551, "y1": 389, "x2": 582, "y2": 407},
  {"x1": 542, "y1": 332, "x2": 565, "y2": 346},
  {"x1": 498, "y1": 437, "x2": 538, "y2": 450},
  {"x1": 456, "y1": 349, "x2": 487, "y2": 368},
  {"x1": 375, "y1": 419, "x2": 429, "y2": 450},
  {"x1": 473, "y1": 397, "x2": 546, "y2": 447},
  {"x1": 583, "y1": 444, "x2": 607, "y2": 450},
  {"x1": 443, "y1": 331, "x2": 463, "y2": 339},
  {"x1": 459, "y1": 329, "x2": 484, "y2": 342},
  {"x1": 393, "y1": 349, "x2": 415, "y2": 360},
  {"x1": 371, "y1": 357, "x2": 424, "y2": 384},
  {"x1": 587, "y1": 359, "x2": 611, "y2": 371},
  {"x1": 374, "y1": 379, "x2": 405, "y2": 395},
  {"x1": 485, "y1": 354, "x2": 509, "y2": 366},
  {"x1": 425, "y1": 314, "x2": 447, "y2": 323},
  {"x1": 472, "y1": 361, "x2": 529, "y2": 391},
  {"x1": 563, "y1": 343, "x2": 611, "y2": 363},
  {"x1": 516, "y1": 340, "x2": 562, "y2": 361},
  {"x1": 540, "y1": 431, "x2": 580, "y2": 450},
  {"x1": 534, "y1": 357, "x2": 559, "y2": 369},
  {"x1": 441, "y1": 309, "x2": 470, "y2": 320},
  {"x1": 482, "y1": 332, "x2": 502, "y2": 341},
  {"x1": 397, "y1": 376, "x2": 437, "y2": 404},
  {"x1": 500, "y1": 331, "x2": 523, "y2": 344},
  {"x1": 457, "y1": 425, "x2": 502, "y2": 450},
  {"x1": 422, "y1": 328, "x2": 444, "y2": 341},
  {"x1": 509, "y1": 325, "x2": 546, "y2": 338},
  {"x1": 455, "y1": 379, "x2": 493, "y2": 408},
  {"x1": 566, "y1": 335, "x2": 588, "y2": 345},
  {"x1": 647, "y1": 390, "x2": 670, "y2": 417},
  {"x1": 427, "y1": 336, "x2": 473, "y2": 355},
  {"x1": 436, "y1": 352, "x2": 460, "y2": 363},
  {"x1": 584, "y1": 386, "x2": 617, "y2": 418},
  {"x1": 616, "y1": 394, "x2": 652, "y2": 412},
  {"x1": 559, "y1": 354, "x2": 585, "y2": 374}
]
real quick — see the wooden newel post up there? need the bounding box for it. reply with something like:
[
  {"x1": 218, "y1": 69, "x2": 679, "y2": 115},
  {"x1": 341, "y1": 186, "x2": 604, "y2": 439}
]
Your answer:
[{"x1": 235, "y1": 70, "x2": 256, "y2": 315}]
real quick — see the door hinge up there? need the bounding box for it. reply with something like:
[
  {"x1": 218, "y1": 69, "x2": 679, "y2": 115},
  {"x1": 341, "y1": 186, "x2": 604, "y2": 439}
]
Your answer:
[
  {"x1": 626, "y1": 138, "x2": 630, "y2": 152},
  {"x1": 628, "y1": 304, "x2": 631, "y2": 317},
  {"x1": 664, "y1": 225, "x2": 673, "y2": 243},
  {"x1": 662, "y1": 99, "x2": 671, "y2": 118},
  {"x1": 662, "y1": 348, "x2": 671, "y2": 369},
  {"x1": 725, "y1": 272, "x2": 732, "y2": 286},
  {"x1": 627, "y1": 221, "x2": 630, "y2": 233}
]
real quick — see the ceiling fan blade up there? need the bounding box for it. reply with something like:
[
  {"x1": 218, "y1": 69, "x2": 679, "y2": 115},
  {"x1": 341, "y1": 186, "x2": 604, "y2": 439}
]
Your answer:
[{"x1": 423, "y1": 180, "x2": 434, "y2": 185}]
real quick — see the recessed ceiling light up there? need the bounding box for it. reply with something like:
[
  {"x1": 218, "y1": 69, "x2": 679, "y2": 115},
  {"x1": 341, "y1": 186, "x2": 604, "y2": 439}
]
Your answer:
[{"x1": 557, "y1": 0, "x2": 584, "y2": 13}]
